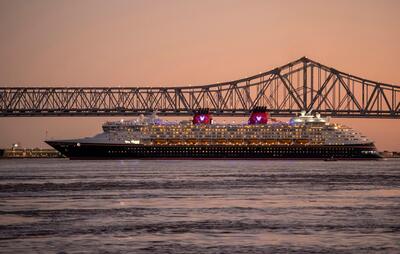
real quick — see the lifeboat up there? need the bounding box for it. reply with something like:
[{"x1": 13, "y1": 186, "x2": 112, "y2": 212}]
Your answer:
[{"x1": 294, "y1": 139, "x2": 310, "y2": 145}]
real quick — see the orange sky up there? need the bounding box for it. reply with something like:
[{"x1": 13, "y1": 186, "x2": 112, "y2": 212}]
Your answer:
[{"x1": 0, "y1": 0, "x2": 399, "y2": 150}]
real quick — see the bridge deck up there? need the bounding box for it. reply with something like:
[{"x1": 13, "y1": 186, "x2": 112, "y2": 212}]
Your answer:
[{"x1": 1, "y1": 57, "x2": 399, "y2": 118}]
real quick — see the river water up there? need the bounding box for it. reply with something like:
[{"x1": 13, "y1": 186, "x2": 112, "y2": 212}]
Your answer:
[{"x1": 0, "y1": 159, "x2": 399, "y2": 253}]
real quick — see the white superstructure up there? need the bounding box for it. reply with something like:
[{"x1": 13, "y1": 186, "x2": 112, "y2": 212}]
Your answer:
[{"x1": 66, "y1": 112, "x2": 373, "y2": 147}]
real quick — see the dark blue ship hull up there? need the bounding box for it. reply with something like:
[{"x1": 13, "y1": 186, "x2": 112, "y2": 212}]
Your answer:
[{"x1": 46, "y1": 141, "x2": 381, "y2": 160}]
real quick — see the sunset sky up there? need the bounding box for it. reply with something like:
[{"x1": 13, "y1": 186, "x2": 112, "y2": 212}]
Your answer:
[{"x1": 0, "y1": 0, "x2": 399, "y2": 150}]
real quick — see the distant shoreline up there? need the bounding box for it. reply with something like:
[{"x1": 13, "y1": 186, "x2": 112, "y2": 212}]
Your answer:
[{"x1": 0, "y1": 148, "x2": 63, "y2": 159}]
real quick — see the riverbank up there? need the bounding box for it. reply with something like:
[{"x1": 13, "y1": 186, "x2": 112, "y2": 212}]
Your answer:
[{"x1": 0, "y1": 148, "x2": 63, "y2": 159}]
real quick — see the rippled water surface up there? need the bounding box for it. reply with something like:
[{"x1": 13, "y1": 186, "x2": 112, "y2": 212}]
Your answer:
[{"x1": 0, "y1": 159, "x2": 399, "y2": 253}]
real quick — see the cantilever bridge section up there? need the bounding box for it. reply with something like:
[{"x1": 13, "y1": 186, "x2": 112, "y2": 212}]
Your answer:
[{"x1": 1, "y1": 57, "x2": 400, "y2": 118}]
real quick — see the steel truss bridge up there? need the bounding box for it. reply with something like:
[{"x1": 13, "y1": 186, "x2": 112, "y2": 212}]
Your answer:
[{"x1": 1, "y1": 57, "x2": 400, "y2": 118}]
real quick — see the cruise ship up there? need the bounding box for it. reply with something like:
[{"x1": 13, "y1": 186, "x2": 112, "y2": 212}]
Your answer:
[{"x1": 46, "y1": 108, "x2": 381, "y2": 160}]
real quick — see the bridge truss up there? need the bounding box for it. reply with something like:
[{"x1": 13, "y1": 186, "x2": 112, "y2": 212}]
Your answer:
[{"x1": 1, "y1": 57, "x2": 399, "y2": 118}]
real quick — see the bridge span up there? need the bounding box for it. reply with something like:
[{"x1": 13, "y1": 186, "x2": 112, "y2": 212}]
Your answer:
[{"x1": 1, "y1": 57, "x2": 399, "y2": 118}]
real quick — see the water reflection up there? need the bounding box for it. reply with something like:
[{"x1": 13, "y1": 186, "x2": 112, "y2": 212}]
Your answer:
[{"x1": 0, "y1": 159, "x2": 399, "y2": 253}]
